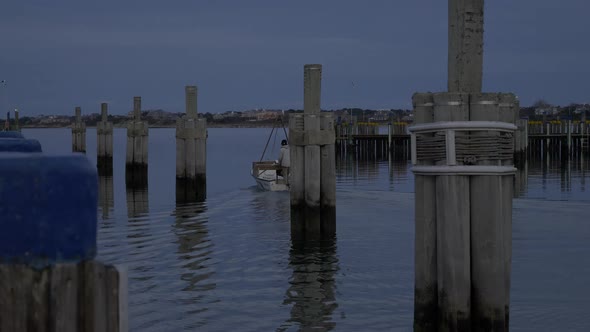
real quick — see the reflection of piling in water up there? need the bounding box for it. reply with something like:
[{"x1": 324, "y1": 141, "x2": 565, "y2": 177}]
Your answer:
[
  {"x1": 97, "y1": 102, "x2": 114, "y2": 172},
  {"x1": 125, "y1": 170, "x2": 148, "y2": 218},
  {"x1": 99, "y1": 174, "x2": 115, "y2": 220},
  {"x1": 513, "y1": 159, "x2": 528, "y2": 198},
  {"x1": 72, "y1": 106, "x2": 86, "y2": 152},
  {"x1": 172, "y1": 200, "x2": 212, "y2": 293},
  {"x1": 126, "y1": 96, "x2": 148, "y2": 171},
  {"x1": 176, "y1": 86, "x2": 207, "y2": 200},
  {"x1": 281, "y1": 240, "x2": 338, "y2": 331},
  {"x1": 289, "y1": 64, "x2": 336, "y2": 241},
  {"x1": 176, "y1": 178, "x2": 206, "y2": 204}
]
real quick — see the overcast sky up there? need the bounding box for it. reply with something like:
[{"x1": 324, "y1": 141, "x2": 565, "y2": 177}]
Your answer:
[{"x1": 1, "y1": 0, "x2": 589, "y2": 115}]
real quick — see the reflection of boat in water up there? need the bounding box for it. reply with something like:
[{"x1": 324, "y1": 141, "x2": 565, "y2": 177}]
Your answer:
[
  {"x1": 251, "y1": 161, "x2": 289, "y2": 191},
  {"x1": 251, "y1": 118, "x2": 290, "y2": 191}
]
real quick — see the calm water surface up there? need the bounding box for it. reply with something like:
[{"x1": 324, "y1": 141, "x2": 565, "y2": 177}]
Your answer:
[{"x1": 23, "y1": 128, "x2": 590, "y2": 331}]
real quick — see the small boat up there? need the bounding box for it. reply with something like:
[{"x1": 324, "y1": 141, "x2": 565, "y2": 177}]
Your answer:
[
  {"x1": 251, "y1": 118, "x2": 289, "y2": 191},
  {"x1": 251, "y1": 161, "x2": 289, "y2": 191}
]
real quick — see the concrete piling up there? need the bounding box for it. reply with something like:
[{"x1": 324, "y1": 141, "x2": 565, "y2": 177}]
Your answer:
[
  {"x1": 176, "y1": 86, "x2": 207, "y2": 199},
  {"x1": 0, "y1": 133, "x2": 127, "y2": 331},
  {"x1": 288, "y1": 64, "x2": 336, "y2": 241},
  {"x1": 97, "y1": 102, "x2": 114, "y2": 173},
  {"x1": 72, "y1": 106, "x2": 86, "y2": 152},
  {"x1": 126, "y1": 97, "x2": 148, "y2": 172},
  {"x1": 410, "y1": 1, "x2": 515, "y2": 330}
]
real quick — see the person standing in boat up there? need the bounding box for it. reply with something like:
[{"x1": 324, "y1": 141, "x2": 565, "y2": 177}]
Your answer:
[{"x1": 277, "y1": 139, "x2": 290, "y2": 178}]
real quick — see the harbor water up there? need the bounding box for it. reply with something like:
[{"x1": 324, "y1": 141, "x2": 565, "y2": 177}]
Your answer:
[{"x1": 24, "y1": 128, "x2": 590, "y2": 331}]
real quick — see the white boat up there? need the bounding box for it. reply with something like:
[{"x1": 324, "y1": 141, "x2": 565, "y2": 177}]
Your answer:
[
  {"x1": 251, "y1": 161, "x2": 289, "y2": 191},
  {"x1": 252, "y1": 118, "x2": 290, "y2": 191}
]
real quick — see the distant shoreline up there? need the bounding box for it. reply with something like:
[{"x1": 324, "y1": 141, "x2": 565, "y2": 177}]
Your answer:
[
  {"x1": 19, "y1": 121, "x2": 394, "y2": 129},
  {"x1": 20, "y1": 123, "x2": 290, "y2": 129}
]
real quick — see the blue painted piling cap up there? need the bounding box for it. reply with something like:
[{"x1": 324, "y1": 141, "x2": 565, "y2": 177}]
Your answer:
[
  {"x1": 0, "y1": 131, "x2": 24, "y2": 138},
  {"x1": 0, "y1": 138, "x2": 42, "y2": 152},
  {"x1": 0, "y1": 153, "x2": 98, "y2": 267},
  {"x1": 0, "y1": 131, "x2": 42, "y2": 152}
]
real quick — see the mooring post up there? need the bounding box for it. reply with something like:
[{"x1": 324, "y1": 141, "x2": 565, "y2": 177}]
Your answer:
[
  {"x1": 72, "y1": 106, "x2": 86, "y2": 152},
  {"x1": 97, "y1": 102, "x2": 114, "y2": 173},
  {"x1": 583, "y1": 112, "x2": 587, "y2": 136},
  {"x1": 0, "y1": 133, "x2": 127, "y2": 332},
  {"x1": 176, "y1": 86, "x2": 207, "y2": 200},
  {"x1": 126, "y1": 96, "x2": 148, "y2": 173},
  {"x1": 411, "y1": 92, "x2": 437, "y2": 331},
  {"x1": 567, "y1": 119, "x2": 572, "y2": 156},
  {"x1": 289, "y1": 64, "x2": 336, "y2": 241},
  {"x1": 410, "y1": 1, "x2": 514, "y2": 330},
  {"x1": 388, "y1": 119, "x2": 393, "y2": 151},
  {"x1": 14, "y1": 109, "x2": 19, "y2": 131}
]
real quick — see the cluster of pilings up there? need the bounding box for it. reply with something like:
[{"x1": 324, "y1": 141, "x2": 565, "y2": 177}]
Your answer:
[
  {"x1": 335, "y1": 120, "x2": 410, "y2": 160},
  {"x1": 0, "y1": 131, "x2": 127, "y2": 331},
  {"x1": 70, "y1": 87, "x2": 209, "y2": 203},
  {"x1": 3, "y1": 110, "x2": 20, "y2": 131},
  {"x1": 176, "y1": 86, "x2": 207, "y2": 202},
  {"x1": 288, "y1": 64, "x2": 336, "y2": 242},
  {"x1": 126, "y1": 97, "x2": 149, "y2": 172},
  {"x1": 411, "y1": 92, "x2": 516, "y2": 331},
  {"x1": 411, "y1": 1, "x2": 516, "y2": 330},
  {"x1": 72, "y1": 106, "x2": 86, "y2": 152},
  {"x1": 97, "y1": 102, "x2": 114, "y2": 174},
  {"x1": 527, "y1": 119, "x2": 590, "y2": 158}
]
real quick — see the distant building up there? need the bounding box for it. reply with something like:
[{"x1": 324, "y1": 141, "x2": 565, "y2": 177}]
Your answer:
[{"x1": 535, "y1": 107, "x2": 559, "y2": 116}]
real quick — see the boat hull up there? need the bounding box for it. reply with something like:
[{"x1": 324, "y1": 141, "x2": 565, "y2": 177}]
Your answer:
[{"x1": 251, "y1": 162, "x2": 289, "y2": 192}]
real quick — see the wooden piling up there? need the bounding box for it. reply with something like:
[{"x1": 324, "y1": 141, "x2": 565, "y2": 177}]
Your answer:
[
  {"x1": 14, "y1": 109, "x2": 19, "y2": 131},
  {"x1": 0, "y1": 139, "x2": 127, "y2": 331},
  {"x1": 433, "y1": 92, "x2": 471, "y2": 331},
  {"x1": 412, "y1": 92, "x2": 437, "y2": 332},
  {"x1": 470, "y1": 93, "x2": 511, "y2": 330},
  {"x1": 567, "y1": 119, "x2": 572, "y2": 156},
  {"x1": 410, "y1": 1, "x2": 514, "y2": 330},
  {"x1": 126, "y1": 97, "x2": 148, "y2": 171},
  {"x1": 72, "y1": 107, "x2": 86, "y2": 152},
  {"x1": 176, "y1": 86, "x2": 207, "y2": 197},
  {"x1": 448, "y1": 0, "x2": 484, "y2": 92},
  {"x1": 320, "y1": 114, "x2": 336, "y2": 236},
  {"x1": 97, "y1": 103, "x2": 114, "y2": 172},
  {"x1": 289, "y1": 64, "x2": 336, "y2": 241}
]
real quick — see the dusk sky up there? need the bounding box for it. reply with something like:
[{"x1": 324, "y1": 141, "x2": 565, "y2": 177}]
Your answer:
[{"x1": 1, "y1": 0, "x2": 589, "y2": 116}]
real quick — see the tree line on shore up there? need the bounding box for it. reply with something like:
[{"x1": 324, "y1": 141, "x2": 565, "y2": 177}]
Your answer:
[{"x1": 8, "y1": 102, "x2": 590, "y2": 128}]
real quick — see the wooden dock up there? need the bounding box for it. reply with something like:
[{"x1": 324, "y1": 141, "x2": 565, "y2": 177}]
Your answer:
[{"x1": 333, "y1": 120, "x2": 590, "y2": 159}]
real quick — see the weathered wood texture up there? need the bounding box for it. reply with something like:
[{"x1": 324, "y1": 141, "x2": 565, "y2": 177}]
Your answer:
[
  {"x1": 412, "y1": 93, "x2": 437, "y2": 332},
  {"x1": 411, "y1": 92, "x2": 515, "y2": 331},
  {"x1": 0, "y1": 263, "x2": 127, "y2": 332},
  {"x1": 97, "y1": 102, "x2": 114, "y2": 160},
  {"x1": 448, "y1": 0, "x2": 484, "y2": 93},
  {"x1": 433, "y1": 93, "x2": 472, "y2": 331},
  {"x1": 176, "y1": 86, "x2": 207, "y2": 190},
  {"x1": 289, "y1": 64, "x2": 336, "y2": 240},
  {"x1": 126, "y1": 97, "x2": 149, "y2": 167},
  {"x1": 72, "y1": 107, "x2": 86, "y2": 153}
]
